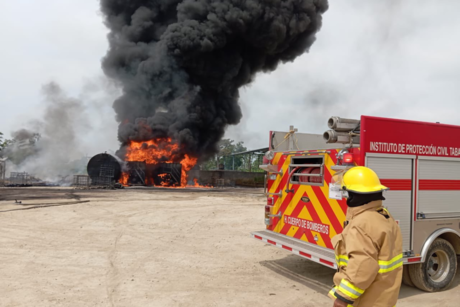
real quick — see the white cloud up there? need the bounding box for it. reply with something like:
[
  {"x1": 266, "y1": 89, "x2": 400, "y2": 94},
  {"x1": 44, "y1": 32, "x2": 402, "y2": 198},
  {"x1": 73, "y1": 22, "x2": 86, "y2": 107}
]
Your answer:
[{"x1": 1, "y1": 0, "x2": 460, "y2": 154}]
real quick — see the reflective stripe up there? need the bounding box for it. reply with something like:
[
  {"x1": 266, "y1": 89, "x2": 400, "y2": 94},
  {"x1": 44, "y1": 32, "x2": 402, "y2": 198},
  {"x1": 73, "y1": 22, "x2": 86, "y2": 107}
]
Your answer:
[
  {"x1": 379, "y1": 253, "x2": 402, "y2": 265},
  {"x1": 378, "y1": 254, "x2": 403, "y2": 273},
  {"x1": 336, "y1": 254, "x2": 403, "y2": 273},
  {"x1": 338, "y1": 279, "x2": 364, "y2": 300},
  {"x1": 329, "y1": 287, "x2": 337, "y2": 298},
  {"x1": 335, "y1": 255, "x2": 349, "y2": 267}
]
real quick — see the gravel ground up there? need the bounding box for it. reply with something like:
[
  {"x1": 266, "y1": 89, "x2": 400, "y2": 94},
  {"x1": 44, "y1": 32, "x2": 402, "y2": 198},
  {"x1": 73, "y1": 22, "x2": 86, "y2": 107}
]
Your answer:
[{"x1": 0, "y1": 187, "x2": 458, "y2": 307}]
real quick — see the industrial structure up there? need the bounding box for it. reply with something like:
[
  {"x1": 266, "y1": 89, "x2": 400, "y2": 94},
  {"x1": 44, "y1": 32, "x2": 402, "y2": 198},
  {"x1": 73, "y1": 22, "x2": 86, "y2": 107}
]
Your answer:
[{"x1": 0, "y1": 158, "x2": 6, "y2": 185}]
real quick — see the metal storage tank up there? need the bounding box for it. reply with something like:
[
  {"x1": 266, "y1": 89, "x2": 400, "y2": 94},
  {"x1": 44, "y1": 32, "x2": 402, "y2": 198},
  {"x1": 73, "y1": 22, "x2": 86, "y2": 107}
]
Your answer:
[{"x1": 87, "y1": 153, "x2": 122, "y2": 184}]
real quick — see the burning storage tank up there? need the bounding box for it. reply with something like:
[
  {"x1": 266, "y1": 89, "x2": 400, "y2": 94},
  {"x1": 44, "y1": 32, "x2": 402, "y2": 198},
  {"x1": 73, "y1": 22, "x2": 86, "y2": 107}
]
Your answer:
[
  {"x1": 123, "y1": 161, "x2": 182, "y2": 186},
  {"x1": 118, "y1": 139, "x2": 193, "y2": 187},
  {"x1": 86, "y1": 152, "x2": 184, "y2": 187},
  {"x1": 87, "y1": 153, "x2": 122, "y2": 186}
]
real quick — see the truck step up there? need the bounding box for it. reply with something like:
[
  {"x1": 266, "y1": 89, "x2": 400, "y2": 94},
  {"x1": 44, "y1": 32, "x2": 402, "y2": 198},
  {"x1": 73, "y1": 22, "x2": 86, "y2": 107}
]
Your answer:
[{"x1": 251, "y1": 230, "x2": 337, "y2": 269}]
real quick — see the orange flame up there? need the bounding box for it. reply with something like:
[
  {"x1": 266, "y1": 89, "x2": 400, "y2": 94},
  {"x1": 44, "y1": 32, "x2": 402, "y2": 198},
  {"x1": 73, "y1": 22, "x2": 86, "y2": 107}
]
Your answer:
[
  {"x1": 119, "y1": 138, "x2": 198, "y2": 188},
  {"x1": 193, "y1": 178, "x2": 206, "y2": 187},
  {"x1": 120, "y1": 173, "x2": 129, "y2": 186},
  {"x1": 124, "y1": 138, "x2": 179, "y2": 164},
  {"x1": 180, "y1": 154, "x2": 197, "y2": 186},
  {"x1": 158, "y1": 173, "x2": 171, "y2": 187}
]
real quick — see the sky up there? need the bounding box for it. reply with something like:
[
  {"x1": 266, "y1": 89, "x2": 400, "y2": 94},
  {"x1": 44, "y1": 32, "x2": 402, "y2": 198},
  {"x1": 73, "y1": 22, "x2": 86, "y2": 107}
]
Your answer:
[{"x1": 1, "y1": 0, "x2": 460, "y2": 154}]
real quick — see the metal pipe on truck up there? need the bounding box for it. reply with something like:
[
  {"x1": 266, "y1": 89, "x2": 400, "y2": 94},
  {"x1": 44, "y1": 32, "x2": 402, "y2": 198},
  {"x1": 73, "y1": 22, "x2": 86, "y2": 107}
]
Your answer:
[
  {"x1": 327, "y1": 116, "x2": 360, "y2": 132},
  {"x1": 323, "y1": 130, "x2": 360, "y2": 144}
]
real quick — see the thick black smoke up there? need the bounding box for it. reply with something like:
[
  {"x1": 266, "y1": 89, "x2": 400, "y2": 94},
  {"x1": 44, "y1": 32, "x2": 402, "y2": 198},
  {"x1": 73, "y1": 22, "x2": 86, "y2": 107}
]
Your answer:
[{"x1": 100, "y1": 0, "x2": 328, "y2": 160}]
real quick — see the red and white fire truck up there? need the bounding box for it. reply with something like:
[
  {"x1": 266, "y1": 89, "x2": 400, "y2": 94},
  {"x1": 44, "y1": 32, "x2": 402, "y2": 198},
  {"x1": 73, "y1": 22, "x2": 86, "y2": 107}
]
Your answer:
[{"x1": 252, "y1": 116, "x2": 460, "y2": 291}]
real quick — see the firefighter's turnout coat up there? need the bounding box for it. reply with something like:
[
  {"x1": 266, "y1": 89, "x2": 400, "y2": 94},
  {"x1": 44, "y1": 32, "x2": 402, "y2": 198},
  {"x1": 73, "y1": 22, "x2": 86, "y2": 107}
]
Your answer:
[{"x1": 329, "y1": 200, "x2": 403, "y2": 307}]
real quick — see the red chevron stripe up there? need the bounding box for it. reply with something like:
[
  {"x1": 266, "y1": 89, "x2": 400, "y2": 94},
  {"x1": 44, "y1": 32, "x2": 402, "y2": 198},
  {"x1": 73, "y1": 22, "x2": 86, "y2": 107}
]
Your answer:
[
  {"x1": 267, "y1": 177, "x2": 274, "y2": 191},
  {"x1": 293, "y1": 221, "x2": 317, "y2": 244},
  {"x1": 271, "y1": 160, "x2": 297, "y2": 229},
  {"x1": 269, "y1": 155, "x2": 290, "y2": 230},
  {"x1": 322, "y1": 162, "x2": 348, "y2": 215},
  {"x1": 280, "y1": 191, "x2": 323, "y2": 246},
  {"x1": 329, "y1": 149, "x2": 339, "y2": 164},
  {"x1": 272, "y1": 184, "x2": 296, "y2": 229},
  {"x1": 305, "y1": 201, "x2": 333, "y2": 249},
  {"x1": 312, "y1": 186, "x2": 343, "y2": 235},
  {"x1": 320, "y1": 232, "x2": 333, "y2": 249},
  {"x1": 279, "y1": 196, "x2": 307, "y2": 235},
  {"x1": 267, "y1": 154, "x2": 287, "y2": 194},
  {"x1": 289, "y1": 193, "x2": 317, "y2": 245}
]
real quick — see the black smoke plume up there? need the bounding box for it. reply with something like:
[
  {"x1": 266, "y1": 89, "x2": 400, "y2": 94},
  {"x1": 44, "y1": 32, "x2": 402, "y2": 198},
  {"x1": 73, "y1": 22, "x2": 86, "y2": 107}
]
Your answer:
[{"x1": 100, "y1": 0, "x2": 328, "y2": 160}]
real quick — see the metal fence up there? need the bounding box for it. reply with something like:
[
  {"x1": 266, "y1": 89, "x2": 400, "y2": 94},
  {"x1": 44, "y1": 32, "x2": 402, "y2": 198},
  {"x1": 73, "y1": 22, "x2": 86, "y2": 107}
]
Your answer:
[
  {"x1": 91, "y1": 176, "x2": 114, "y2": 186},
  {"x1": 73, "y1": 175, "x2": 91, "y2": 187},
  {"x1": 73, "y1": 175, "x2": 115, "y2": 187},
  {"x1": 7, "y1": 172, "x2": 31, "y2": 185}
]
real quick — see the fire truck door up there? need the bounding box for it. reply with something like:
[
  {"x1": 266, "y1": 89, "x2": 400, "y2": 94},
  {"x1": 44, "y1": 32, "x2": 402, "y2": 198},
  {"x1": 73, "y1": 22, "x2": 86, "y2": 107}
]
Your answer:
[
  {"x1": 366, "y1": 155, "x2": 413, "y2": 252},
  {"x1": 418, "y1": 158, "x2": 460, "y2": 218}
]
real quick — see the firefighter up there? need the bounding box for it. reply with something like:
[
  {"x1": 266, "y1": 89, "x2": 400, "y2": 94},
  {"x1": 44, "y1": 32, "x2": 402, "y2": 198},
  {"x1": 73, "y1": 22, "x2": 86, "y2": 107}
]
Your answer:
[{"x1": 329, "y1": 166, "x2": 403, "y2": 307}]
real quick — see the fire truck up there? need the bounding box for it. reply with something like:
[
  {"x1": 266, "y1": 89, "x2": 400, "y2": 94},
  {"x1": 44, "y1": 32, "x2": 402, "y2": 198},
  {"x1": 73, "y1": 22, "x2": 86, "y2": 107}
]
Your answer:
[{"x1": 252, "y1": 116, "x2": 460, "y2": 292}]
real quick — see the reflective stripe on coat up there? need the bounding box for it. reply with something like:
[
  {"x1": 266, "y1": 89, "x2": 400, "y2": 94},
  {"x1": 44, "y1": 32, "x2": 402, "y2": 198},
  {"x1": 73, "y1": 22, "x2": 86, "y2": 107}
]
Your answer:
[{"x1": 329, "y1": 200, "x2": 403, "y2": 307}]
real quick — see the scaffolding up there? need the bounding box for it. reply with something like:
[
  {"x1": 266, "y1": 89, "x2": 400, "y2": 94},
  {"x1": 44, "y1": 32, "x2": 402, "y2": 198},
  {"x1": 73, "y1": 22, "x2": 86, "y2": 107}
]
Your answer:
[
  {"x1": 7, "y1": 172, "x2": 31, "y2": 186},
  {"x1": 73, "y1": 175, "x2": 91, "y2": 187},
  {"x1": 153, "y1": 163, "x2": 181, "y2": 186},
  {"x1": 73, "y1": 174, "x2": 116, "y2": 187},
  {"x1": 90, "y1": 176, "x2": 114, "y2": 186},
  {"x1": 99, "y1": 163, "x2": 115, "y2": 178},
  {"x1": 127, "y1": 161, "x2": 146, "y2": 185}
]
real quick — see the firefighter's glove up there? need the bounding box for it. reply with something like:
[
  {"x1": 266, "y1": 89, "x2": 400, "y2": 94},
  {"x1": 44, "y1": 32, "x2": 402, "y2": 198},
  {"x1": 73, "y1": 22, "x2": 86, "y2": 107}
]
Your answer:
[{"x1": 333, "y1": 299, "x2": 349, "y2": 307}]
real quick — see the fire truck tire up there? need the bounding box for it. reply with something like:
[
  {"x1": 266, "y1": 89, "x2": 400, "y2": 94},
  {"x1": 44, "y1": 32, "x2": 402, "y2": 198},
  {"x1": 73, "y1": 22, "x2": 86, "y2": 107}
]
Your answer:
[
  {"x1": 408, "y1": 238, "x2": 457, "y2": 292},
  {"x1": 402, "y1": 265, "x2": 415, "y2": 287}
]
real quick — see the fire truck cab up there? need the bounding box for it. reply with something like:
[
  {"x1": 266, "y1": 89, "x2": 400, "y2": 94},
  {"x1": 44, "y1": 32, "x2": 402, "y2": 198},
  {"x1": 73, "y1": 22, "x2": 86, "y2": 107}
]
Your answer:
[{"x1": 252, "y1": 116, "x2": 460, "y2": 292}]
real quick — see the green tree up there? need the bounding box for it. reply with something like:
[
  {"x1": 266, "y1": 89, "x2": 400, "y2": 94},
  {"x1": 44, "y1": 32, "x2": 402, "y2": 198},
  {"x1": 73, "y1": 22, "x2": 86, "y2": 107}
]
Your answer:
[{"x1": 201, "y1": 139, "x2": 247, "y2": 170}]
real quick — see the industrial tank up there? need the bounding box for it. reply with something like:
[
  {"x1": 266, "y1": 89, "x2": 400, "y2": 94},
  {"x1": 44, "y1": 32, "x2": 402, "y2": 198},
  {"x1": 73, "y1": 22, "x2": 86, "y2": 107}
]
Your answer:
[{"x1": 87, "y1": 153, "x2": 122, "y2": 183}]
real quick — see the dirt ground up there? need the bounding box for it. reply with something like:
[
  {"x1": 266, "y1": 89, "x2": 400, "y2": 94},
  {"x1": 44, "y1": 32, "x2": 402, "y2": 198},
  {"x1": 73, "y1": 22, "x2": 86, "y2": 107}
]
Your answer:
[{"x1": 0, "y1": 187, "x2": 459, "y2": 307}]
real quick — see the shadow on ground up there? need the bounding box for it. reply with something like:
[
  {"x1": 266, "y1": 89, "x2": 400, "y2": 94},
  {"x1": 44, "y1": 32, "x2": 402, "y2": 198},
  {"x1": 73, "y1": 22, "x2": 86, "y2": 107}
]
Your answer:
[
  {"x1": 261, "y1": 254, "x2": 460, "y2": 301},
  {"x1": 260, "y1": 254, "x2": 334, "y2": 295}
]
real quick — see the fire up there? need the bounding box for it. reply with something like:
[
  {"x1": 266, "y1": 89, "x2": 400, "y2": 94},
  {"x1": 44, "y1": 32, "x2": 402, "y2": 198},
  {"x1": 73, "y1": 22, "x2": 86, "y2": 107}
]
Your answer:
[
  {"x1": 120, "y1": 172, "x2": 129, "y2": 186},
  {"x1": 124, "y1": 138, "x2": 179, "y2": 164},
  {"x1": 180, "y1": 154, "x2": 197, "y2": 186},
  {"x1": 120, "y1": 138, "x2": 198, "y2": 188},
  {"x1": 193, "y1": 178, "x2": 210, "y2": 188}
]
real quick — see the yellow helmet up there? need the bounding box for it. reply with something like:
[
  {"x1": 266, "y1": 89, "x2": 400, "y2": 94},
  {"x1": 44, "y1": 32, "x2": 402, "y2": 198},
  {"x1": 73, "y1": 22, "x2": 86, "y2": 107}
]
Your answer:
[{"x1": 342, "y1": 166, "x2": 388, "y2": 194}]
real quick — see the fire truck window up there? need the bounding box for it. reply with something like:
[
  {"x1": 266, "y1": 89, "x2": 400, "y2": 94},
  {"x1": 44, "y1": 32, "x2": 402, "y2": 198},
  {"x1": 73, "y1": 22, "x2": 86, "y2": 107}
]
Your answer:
[{"x1": 291, "y1": 157, "x2": 323, "y2": 165}]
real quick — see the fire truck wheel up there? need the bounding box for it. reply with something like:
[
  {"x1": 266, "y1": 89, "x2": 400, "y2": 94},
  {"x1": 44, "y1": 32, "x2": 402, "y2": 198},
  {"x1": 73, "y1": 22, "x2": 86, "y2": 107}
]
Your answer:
[
  {"x1": 408, "y1": 238, "x2": 457, "y2": 292},
  {"x1": 402, "y1": 265, "x2": 415, "y2": 287}
]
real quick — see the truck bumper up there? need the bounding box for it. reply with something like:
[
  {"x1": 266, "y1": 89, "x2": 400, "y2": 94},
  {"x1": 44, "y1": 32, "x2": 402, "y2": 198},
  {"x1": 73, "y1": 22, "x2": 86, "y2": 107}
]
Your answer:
[{"x1": 251, "y1": 230, "x2": 337, "y2": 269}]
